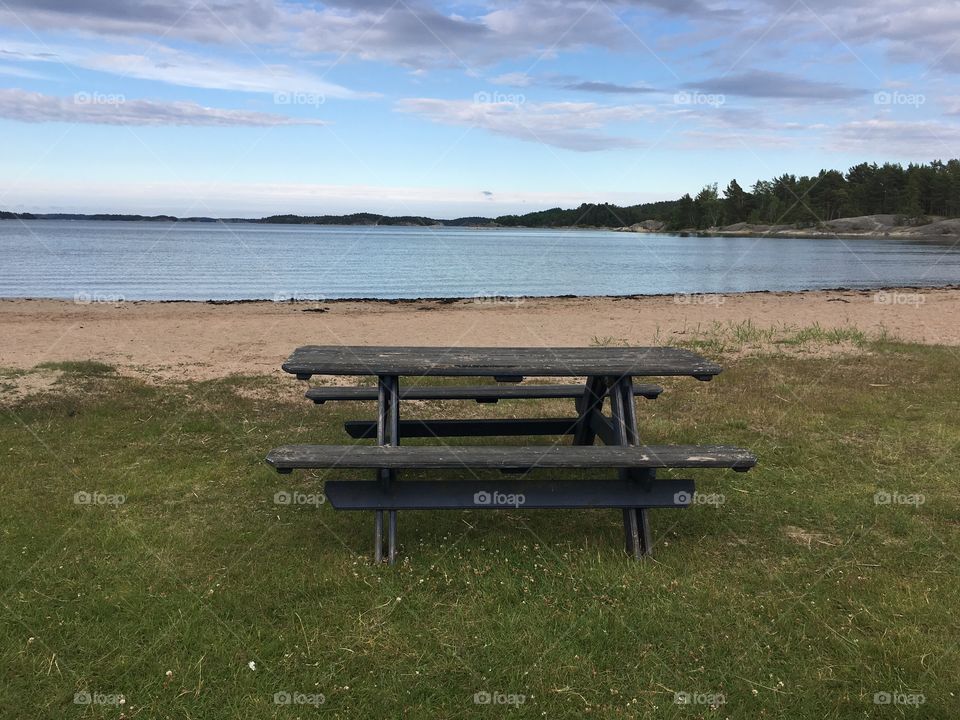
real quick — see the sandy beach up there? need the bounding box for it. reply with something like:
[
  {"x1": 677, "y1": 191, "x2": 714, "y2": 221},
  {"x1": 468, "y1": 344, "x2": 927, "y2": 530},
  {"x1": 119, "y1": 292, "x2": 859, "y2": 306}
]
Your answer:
[{"x1": 2, "y1": 286, "x2": 958, "y2": 381}]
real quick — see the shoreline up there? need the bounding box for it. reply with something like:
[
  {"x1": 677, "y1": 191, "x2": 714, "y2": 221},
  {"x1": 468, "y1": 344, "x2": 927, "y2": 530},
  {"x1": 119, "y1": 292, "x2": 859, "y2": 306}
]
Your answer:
[
  {"x1": 3, "y1": 283, "x2": 960, "y2": 306},
  {"x1": 7, "y1": 216, "x2": 960, "y2": 242},
  {"x1": 668, "y1": 230, "x2": 960, "y2": 242},
  {"x1": 2, "y1": 286, "x2": 958, "y2": 384}
]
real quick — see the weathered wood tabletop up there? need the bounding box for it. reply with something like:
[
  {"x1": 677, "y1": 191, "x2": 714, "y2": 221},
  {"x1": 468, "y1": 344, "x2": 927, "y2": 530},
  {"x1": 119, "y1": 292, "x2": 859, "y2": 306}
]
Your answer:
[{"x1": 282, "y1": 345, "x2": 722, "y2": 379}]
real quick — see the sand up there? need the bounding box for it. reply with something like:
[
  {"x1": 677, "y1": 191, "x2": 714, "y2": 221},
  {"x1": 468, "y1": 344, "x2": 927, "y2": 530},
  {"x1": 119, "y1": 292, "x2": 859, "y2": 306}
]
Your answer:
[{"x1": 2, "y1": 287, "x2": 957, "y2": 382}]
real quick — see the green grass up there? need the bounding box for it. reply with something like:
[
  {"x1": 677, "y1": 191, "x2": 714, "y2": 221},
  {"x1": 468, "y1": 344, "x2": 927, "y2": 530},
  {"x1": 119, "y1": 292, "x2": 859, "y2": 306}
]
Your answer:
[
  {"x1": 0, "y1": 368, "x2": 28, "y2": 396},
  {"x1": 1, "y1": 344, "x2": 959, "y2": 718},
  {"x1": 670, "y1": 320, "x2": 880, "y2": 355},
  {"x1": 34, "y1": 360, "x2": 117, "y2": 376},
  {"x1": 590, "y1": 335, "x2": 630, "y2": 347}
]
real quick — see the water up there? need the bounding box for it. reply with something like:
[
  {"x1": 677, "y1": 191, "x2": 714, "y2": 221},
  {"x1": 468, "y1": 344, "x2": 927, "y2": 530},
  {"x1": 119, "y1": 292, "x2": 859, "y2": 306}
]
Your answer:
[{"x1": 1, "y1": 220, "x2": 958, "y2": 300}]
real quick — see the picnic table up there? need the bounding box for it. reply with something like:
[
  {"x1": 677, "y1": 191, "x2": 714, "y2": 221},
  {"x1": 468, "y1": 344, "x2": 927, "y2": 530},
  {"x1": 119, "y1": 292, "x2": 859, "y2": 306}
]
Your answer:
[{"x1": 267, "y1": 346, "x2": 756, "y2": 564}]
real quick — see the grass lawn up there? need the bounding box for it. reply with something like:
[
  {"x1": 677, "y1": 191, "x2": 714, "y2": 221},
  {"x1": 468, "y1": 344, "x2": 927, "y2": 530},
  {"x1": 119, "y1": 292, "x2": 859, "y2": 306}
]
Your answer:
[{"x1": 1, "y1": 342, "x2": 958, "y2": 718}]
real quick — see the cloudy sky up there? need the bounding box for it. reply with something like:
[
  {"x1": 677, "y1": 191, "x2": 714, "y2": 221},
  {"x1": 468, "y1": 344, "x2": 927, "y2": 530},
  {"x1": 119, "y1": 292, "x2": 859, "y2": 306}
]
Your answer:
[{"x1": 1, "y1": 0, "x2": 959, "y2": 217}]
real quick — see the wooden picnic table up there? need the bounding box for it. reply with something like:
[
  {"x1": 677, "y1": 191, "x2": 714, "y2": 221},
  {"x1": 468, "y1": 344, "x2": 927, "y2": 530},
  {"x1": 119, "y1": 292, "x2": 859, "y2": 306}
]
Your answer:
[{"x1": 267, "y1": 346, "x2": 755, "y2": 564}]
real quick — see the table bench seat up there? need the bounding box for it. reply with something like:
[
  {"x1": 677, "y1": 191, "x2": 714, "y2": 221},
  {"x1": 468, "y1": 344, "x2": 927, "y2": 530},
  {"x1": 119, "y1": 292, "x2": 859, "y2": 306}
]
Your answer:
[
  {"x1": 305, "y1": 382, "x2": 663, "y2": 404},
  {"x1": 323, "y1": 478, "x2": 697, "y2": 510},
  {"x1": 344, "y1": 417, "x2": 582, "y2": 439},
  {"x1": 266, "y1": 444, "x2": 757, "y2": 472}
]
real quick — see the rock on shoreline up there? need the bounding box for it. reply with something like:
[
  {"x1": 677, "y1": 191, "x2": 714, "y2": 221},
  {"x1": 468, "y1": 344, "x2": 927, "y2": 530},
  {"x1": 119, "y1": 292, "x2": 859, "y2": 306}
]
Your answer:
[{"x1": 616, "y1": 214, "x2": 960, "y2": 239}]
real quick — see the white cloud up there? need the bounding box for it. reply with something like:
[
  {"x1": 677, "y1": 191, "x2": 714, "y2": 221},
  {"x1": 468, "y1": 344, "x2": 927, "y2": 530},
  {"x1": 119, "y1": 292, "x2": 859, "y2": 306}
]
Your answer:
[
  {"x1": 0, "y1": 0, "x2": 282, "y2": 45},
  {"x1": 0, "y1": 0, "x2": 636, "y2": 70},
  {"x1": 5, "y1": 0, "x2": 960, "y2": 82},
  {"x1": 396, "y1": 97, "x2": 652, "y2": 150},
  {"x1": 83, "y1": 50, "x2": 368, "y2": 99},
  {"x1": 491, "y1": 72, "x2": 533, "y2": 87},
  {"x1": 0, "y1": 61, "x2": 51, "y2": 80},
  {"x1": 0, "y1": 39, "x2": 367, "y2": 99},
  {"x1": 684, "y1": 70, "x2": 867, "y2": 100},
  {"x1": 0, "y1": 88, "x2": 328, "y2": 126},
  {"x1": 828, "y1": 118, "x2": 960, "y2": 157},
  {"x1": 676, "y1": 130, "x2": 800, "y2": 149}
]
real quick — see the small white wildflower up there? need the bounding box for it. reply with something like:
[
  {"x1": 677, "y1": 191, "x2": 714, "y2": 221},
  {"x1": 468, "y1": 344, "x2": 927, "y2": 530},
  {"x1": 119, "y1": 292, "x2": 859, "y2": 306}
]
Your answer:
[{"x1": 248, "y1": 661, "x2": 257, "y2": 671}]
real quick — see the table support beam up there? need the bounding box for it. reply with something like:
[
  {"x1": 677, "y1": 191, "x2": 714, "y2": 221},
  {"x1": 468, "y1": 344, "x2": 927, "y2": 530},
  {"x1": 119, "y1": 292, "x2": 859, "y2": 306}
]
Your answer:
[
  {"x1": 375, "y1": 375, "x2": 400, "y2": 565},
  {"x1": 573, "y1": 375, "x2": 607, "y2": 446},
  {"x1": 610, "y1": 376, "x2": 652, "y2": 559}
]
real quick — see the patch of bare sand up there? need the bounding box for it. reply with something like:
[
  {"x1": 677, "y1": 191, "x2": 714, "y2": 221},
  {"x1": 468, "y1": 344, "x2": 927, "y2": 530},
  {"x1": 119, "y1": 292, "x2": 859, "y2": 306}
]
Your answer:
[
  {"x1": 0, "y1": 369, "x2": 62, "y2": 403},
  {"x1": 0, "y1": 288, "x2": 957, "y2": 382}
]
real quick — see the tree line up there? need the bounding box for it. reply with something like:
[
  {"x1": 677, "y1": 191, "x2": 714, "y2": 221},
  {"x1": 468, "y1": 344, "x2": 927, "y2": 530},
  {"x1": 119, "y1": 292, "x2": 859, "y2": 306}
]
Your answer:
[{"x1": 497, "y1": 159, "x2": 960, "y2": 230}]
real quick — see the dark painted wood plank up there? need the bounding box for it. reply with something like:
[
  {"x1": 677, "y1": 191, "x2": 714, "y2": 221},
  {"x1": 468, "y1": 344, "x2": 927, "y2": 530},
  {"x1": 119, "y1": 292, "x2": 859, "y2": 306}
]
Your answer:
[
  {"x1": 344, "y1": 418, "x2": 581, "y2": 439},
  {"x1": 573, "y1": 375, "x2": 607, "y2": 446},
  {"x1": 587, "y1": 409, "x2": 617, "y2": 446},
  {"x1": 266, "y1": 444, "x2": 758, "y2": 470},
  {"x1": 324, "y1": 478, "x2": 696, "y2": 510},
  {"x1": 306, "y1": 383, "x2": 663, "y2": 403},
  {"x1": 282, "y1": 346, "x2": 721, "y2": 379},
  {"x1": 609, "y1": 375, "x2": 640, "y2": 558}
]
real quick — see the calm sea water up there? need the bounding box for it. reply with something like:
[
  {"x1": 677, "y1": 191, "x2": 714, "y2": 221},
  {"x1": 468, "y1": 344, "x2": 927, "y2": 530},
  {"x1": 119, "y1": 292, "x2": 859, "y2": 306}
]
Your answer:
[{"x1": 1, "y1": 220, "x2": 958, "y2": 300}]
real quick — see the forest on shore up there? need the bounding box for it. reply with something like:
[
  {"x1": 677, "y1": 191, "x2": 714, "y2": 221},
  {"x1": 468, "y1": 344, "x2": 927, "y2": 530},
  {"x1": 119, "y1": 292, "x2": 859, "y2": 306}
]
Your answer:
[{"x1": 495, "y1": 159, "x2": 960, "y2": 230}]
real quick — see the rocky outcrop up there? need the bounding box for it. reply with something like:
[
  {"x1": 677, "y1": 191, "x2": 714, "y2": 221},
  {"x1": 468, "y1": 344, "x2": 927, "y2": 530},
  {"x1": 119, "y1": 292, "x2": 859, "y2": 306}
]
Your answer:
[
  {"x1": 616, "y1": 219, "x2": 666, "y2": 232},
  {"x1": 707, "y1": 215, "x2": 959, "y2": 239}
]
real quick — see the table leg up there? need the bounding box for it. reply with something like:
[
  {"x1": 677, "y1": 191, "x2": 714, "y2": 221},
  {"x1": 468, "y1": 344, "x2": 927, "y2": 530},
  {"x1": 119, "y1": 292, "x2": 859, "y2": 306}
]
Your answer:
[
  {"x1": 388, "y1": 510, "x2": 397, "y2": 563},
  {"x1": 373, "y1": 511, "x2": 383, "y2": 564},
  {"x1": 608, "y1": 377, "x2": 636, "y2": 559},
  {"x1": 573, "y1": 375, "x2": 607, "y2": 446},
  {"x1": 619, "y1": 379, "x2": 653, "y2": 555},
  {"x1": 375, "y1": 375, "x2": 400, "y2": 565},
  {"x1": 609, "y1": 376, "x2": 651, "y2": 559}
]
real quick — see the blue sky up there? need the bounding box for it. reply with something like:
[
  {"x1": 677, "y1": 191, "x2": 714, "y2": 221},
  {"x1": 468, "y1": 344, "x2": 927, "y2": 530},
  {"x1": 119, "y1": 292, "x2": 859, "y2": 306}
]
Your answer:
[{"x1": 1, "y1": 0, "x2": 959, "y2": 218}]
